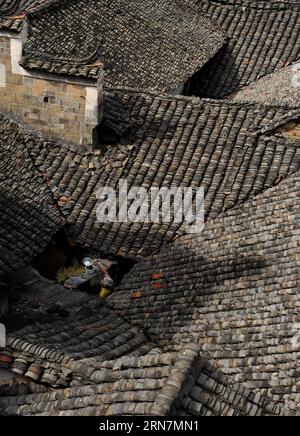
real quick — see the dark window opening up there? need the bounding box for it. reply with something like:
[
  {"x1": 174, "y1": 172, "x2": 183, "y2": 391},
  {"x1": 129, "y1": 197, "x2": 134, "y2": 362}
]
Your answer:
[
  {"x1": 183, "y1": 79, "x2": 192, "y2": 96},
  {"x1": 44, "y1": 95, "x2": 56, "y2": 104},
  {"x1": 93, "y1": 121, "x2": 121, "y2": 150}
]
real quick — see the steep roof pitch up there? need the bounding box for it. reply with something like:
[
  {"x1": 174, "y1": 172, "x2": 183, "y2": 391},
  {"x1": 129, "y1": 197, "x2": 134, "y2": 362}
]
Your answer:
[
  {"x1": 36, "y1": 89, "x2": 300, "y2": 256},
  {"x1": 19, "y1": 0, "x2": 226, "y2": 87},
  {"x1": 0, "y1": 114, "x2": 63, "y2": 276},
  {"x1": 1, "y1": 90, "x2": 300, "y2": 271},
  {"x1": 231, "y1": 63, "x2": 300, "y2": 107},
  {"x1": 189, "y1": 0, "x2": 300, "y2": 98},
  {"x1": 107, "y1": 170, "x2": 300, "y2": 410}
]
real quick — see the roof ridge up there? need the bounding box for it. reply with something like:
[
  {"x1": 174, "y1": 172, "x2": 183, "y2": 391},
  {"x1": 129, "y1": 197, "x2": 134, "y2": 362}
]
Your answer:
[
  {"x1": 151, "y1": 343, "x2": 201, "y2": 415},
  {"x1": 0, "y1": 0, "x2": 20, "y2": 16},
  {"x1": 104, "y1": 85, "x2": 300, "y2": 112},
  {"x1": 20, "y1": 0, "x2": 227, "y2": 88},
  {"x1": 154, "y1": 167, "x2": 300, "y2": 254},
  {"x1": 0, "y1": 0, "x2": 66, "y2": 17},
  {"x1": 22, "y1": 0, "x2": 68, "y2": 16}
]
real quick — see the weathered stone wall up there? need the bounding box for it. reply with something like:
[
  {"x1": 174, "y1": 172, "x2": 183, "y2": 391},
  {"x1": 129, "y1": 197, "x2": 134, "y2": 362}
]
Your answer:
[{"x1": 0, "y1": 31, "x2": 102, "y2": 145}]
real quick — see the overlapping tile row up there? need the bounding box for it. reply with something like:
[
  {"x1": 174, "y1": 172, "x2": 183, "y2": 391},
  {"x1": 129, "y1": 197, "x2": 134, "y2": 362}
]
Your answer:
[
  {"x1": 2, "y1": 91, "x2": 300, "y2": 261},
  {"x1": 0, "y1": 343, "x2": 293, "y2": 416},
  {"x1": 0, "y1": 0, "x2": 62, "y2": 15},
  {"x1": 231, "y1": 64, "x2": 300, "y2": 107},
  {"x1": 175, "y1": 357, "x2": 295, "y2": 416},
  {"x1": 41, "y1": 89, "x2": 300, "y2": 256},
  {"x1": 20, "y1": 0, "x2": 226, "y2": 88},
  {"x1": 0, "y1": 0, "x2": 61, "y2": 31},
  {"x1": 0, "y1": 114, "x2": 63, "y2": 275},
  {"x1": 5, "y1": 306, "x2": 153, "y2": 388},
  {"x1": 20, "y1": 278, "x2": 104, "y2": 311},
  {"x1": 0, "y1": 0, "x2": 23, "y2": 15},
  {"x1": 190, "y1": 0, "x2": 300, "y2": 98},
  {"x1": 108, "y1": 171, "x2": 300, "y2": 410},
  {"x1": 0, "y1": 342, "x2": 186, "y2": 416},
  {"x1": 0, "y1": 349, "x2": 180, "y2": 416},
  {"x1": 19, "y1": 58, "x2": 101, "y2": 79}
]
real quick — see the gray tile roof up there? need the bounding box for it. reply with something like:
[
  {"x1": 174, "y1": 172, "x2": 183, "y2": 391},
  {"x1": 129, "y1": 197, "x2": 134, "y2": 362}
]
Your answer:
[
  {"x1": 0, "y1": 352, "x2": 174, "y2": 415},
  {"x1": 189, "y1": 0, "x2": 300, "y2": 98},
  {"x1": 0, "y1": 0, "x2": 60, "y2": 31},
  {"x1": 0, "y1": 369, "x2": 28, "y2": 397},
  {"x1": 5, "y1": 304, "x2": 153, "y2": 387},
  {"x1": 2, "y1": 278, "x2": 294, "y2": 416},
  {"x1": 0, "y1": 114, "x2": 63, "y2": 276},
  {"x1": 1, "y1": 342, "x2": 293, "y2": 416},
  {"x1": 1, "y1": 1, "x2": 300, "y2": 414},
  {"x1": 0, "y1": 344, "x2": 189, "y2": 416},
  {"x1": 231, "y1": 63, "x2": 300, "y2": 107},
  {"x1": 40, "y1": 88, "x2": 300, "y2": 256},
  {"x1": 172, "y1": 355, "x2": 292, "y2": 416},
  {"x1": 107, "y1": 170, "x2": 300, "y2": 410},
  {"x1": 19, "y1": 0, "x2": 226, "y2": 86},
  {"x1": 1, "y1": 89, "x2": 300, "y2": 274}
]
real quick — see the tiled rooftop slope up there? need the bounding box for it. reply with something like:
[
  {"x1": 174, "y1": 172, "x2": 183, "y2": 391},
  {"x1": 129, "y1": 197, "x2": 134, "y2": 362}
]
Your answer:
[
  {"x1": 191, "y1": 0, "x2": 300, "y2": 98},
  {"x1": 1, "y1": 88, "x2": 300, "y2": 274},
  {"x1": 1, "y1": 340, "x2": 295, "y2": 416},
  {"x1": 19, "y1": 0, "x2": 226, "y2": 87},
  {"x1": 108, "y1": 170, "x2": 300, "y2": 411},
  {"x1": 0, "y1": 114, "x2": 63, "y2": 275},
  {"x1": 28, "y1": 90, "x2": 300, "y2": 257}
]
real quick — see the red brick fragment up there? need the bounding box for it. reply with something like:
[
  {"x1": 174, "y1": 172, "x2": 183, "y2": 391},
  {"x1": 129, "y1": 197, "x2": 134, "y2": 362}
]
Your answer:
[
  {"x1": 152, "y1": 273, "x2": 163, "y2": 280},
  {"x1": 131, "y1": 291, "x2": 142, "y2": 299}
]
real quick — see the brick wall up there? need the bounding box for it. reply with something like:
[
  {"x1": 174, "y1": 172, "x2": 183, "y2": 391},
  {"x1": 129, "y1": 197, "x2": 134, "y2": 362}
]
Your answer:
[{"x1": 0, "y1": 31, "x2": 102, "y2": 145}]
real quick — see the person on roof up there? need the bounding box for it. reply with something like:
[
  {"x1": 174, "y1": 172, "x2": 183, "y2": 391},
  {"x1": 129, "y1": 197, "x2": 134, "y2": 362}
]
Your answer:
[{"x1": 93, "y1": 259, "x2": 116, "y2": 299}]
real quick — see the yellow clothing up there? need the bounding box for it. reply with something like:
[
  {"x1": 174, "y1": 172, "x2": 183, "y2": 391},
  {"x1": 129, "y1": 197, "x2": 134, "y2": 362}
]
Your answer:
[{"x1": 99, "y1": 287, "x2": 112, "y2": 299}]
